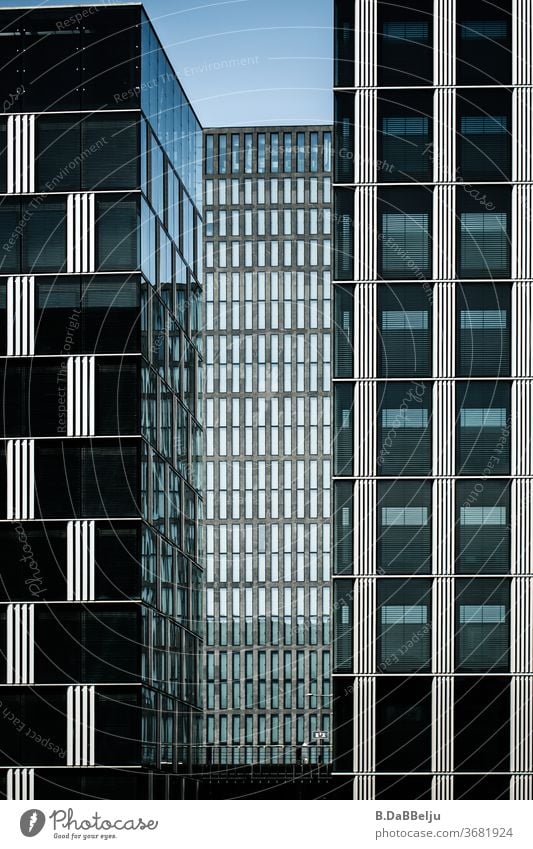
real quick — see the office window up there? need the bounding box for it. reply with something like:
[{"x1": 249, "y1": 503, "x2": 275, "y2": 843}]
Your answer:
[
  {"x1": 457, "y1": 284, "x2": 510, "y2": 376},
  {"x1": 334, "y1": 383, "x2": 353, "y2": 477},
  {"x1": 457, "y1": 90, "x2": 511, "y2": 180},
  {"x1": 36, "y1": 117, "x2": 81, "y2": 191},
  {"x1": 333, "y1": 579, "x2": 353, "y2": 673},
  {"x1": 377, "y1": 480, "x2": 431, "y2": 574},
  {"x1": 379, "y1": 189, "x2": 431, "y2": 279},
  {"x1": 310, "y1": 132, "x2": 319, "y2": 172},
  {"x1": 296, "y1": 131, "x2": 305, "y2": 172},
  {"x1": 456, "y1": 481, "x2": 510, "y2": 574},
  {"x1": 244, "y1": 133, "x2": 253, "y2": 172},
  {"x1": 231, "y1": 134, "x2": 240, "y2": 172},
  {"x1": 378, "y1": 92, "x2": 432, "y2": 182},
  {"x1": 24, "y1": 199, "x2": 66, "y2": 273},
  {"x1": 377, "y1": 579, "x2": 432, "y2": 672},
  {"x1": 323, "y1": 131, "x2": 332, "y2": 171},
  {"x1": 334, "y1": 0, "x2": 355, "y2": 86},
  {"x1": 334, "y1": 93, "x2": 354, "y2": 183},
  {"x1": 270, "y1": 133, "x2": 279, "y2": 172},
  {"x1": 334, "y1": 189, "x2": 354, "y2": 281},
  {"x1": 377, "y1": 382, "x2": 431, "y2": 475},
  {"x1": 283, "y1": 133, "x2": 292, "y2": 172},
  {"x1": 376, "y1": 677, "x2": 432, "y2": 772},
  {"x1": 257, "y1": 132, "x2": 266, "y2": 173},
  {"x1": 334, "y1": 481, "x2": 353, "y2": 576},
  {"x1": 218, "y1": 134, "x2": 227, "y2": 174},
  {"x1": 378, "y1": 284, "x2": 431, "y2": 377},
  {"x1": 377, "y1": 1, "x2": 433, "y2": 86},
  {"x1": 205, "y1": 134, "x2": 214, "y2": 174},
  {"x1": 456, "y1": 579, "x2": 509, "y2": 672},
  {"x1": 456, "y1": 381, "x2": 510, "y2": 474},
  {"x1": 457, "y1": 1, "x2": 512, "y2": 85},
  {"x1": 458, "y1": 189, "x2": 511, "y2": 278},
  {"x1": 454, "y1": 677, "x2": 510, "y2": 772},
  {"x1": 97, "y1": 196, "x2": 138, "y2": 271}
]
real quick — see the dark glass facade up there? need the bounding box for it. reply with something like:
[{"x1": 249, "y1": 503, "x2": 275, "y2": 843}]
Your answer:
[
  {"x1": 0, "y1": 5, "x2": 203, "y2": 800},
  {"x1": 333, "y1": 0, "x2": 525, "y2": 801}
]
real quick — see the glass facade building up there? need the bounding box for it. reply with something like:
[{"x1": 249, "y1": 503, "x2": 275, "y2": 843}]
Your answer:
[
  {"x1": 0, "y1": 5, "x2": 203, "y2": 800},
  {"x1": 333, "y1": 0, "x2": 532, "y2": 800},
  {"x1": 203, "y1": 126, "x2": 333, "y2": 764}
]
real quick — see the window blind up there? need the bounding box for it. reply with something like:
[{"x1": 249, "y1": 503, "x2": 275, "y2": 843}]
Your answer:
[
  {"x1": 381, "y1": 213, "x2": 430, "y2": 278},
  {"x1": 455, "y1": 579, "x2": 509, "y2": 671}
]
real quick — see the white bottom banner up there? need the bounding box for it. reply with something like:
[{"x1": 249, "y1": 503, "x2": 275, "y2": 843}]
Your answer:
[{"x1": 1, "y1": 801, "x2": 533, "y2": 847}]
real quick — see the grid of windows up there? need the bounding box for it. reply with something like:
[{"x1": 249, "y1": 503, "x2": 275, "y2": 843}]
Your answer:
[
  {"x1": 203, "y1": 126, "x2": 332, "y2": 762},
  {"x1": 333, "y1": 0, "x2": 526, "y2": 802}
]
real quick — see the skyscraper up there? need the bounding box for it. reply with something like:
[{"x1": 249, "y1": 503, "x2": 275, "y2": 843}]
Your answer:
[
  {"x1": 333, "y1": 0, "x2": 532, "y2": 800},
  {"x1": 202, "y1": 126, "x2": 333, "y2": 779},
  {"x1": 0, "y1": 4, "x2": 203, "y2": 800}
]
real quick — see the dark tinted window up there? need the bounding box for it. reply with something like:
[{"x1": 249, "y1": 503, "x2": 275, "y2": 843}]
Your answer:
[
  {"x1": 454, "y1": 677, "x2": 510, "y2": 772},
  {"x1": 456, "y1": 578, "x2": 510, "y2": 672},
  {"x1": 96, "y1": 361, "x2": 139, "y2": 434},
  {"x1": 377, "y1": 381, "x2": 432, "y2": 475},
  {"x1": 457, "y1": 1, "x2": 512, "y2": 85},
  {"x1": 378, "y1": 91, "x2": 432, "y2": 182},
  {"x1": 456, "y1": 381, "x2": 510, "y2": 474},
  {"x1": 457, "y1": 187, "x2": 511, "y2": 279},
  {"x1": 376, "y1": 677, "x2": 432, "y2": 772},
  {"x1": 37, "y1": 117, "x2": 81, "y2": 192},
  {"x1": 97, "y1": 196, "x2": 139, "y2": 271},
  {"x1": 377, "y1": 0, "x2": 433, "y2": 86},
  {"x1": 378, "y1": 283, "x2": 432, "y2": 376},
  {"x1": 24, "y1": 199, "x2": 66, "y2": 273},
  {"x1": 82, "y1": 116, "x2": 139, "y2": 190},
  {"x1": 334, "y1": 481, "x2": 353, "y2": 575},
  {"x1": 457, "y1": 284, "x2": 511, "y2": 376},
  {"x1": 456, "y1": 480, "x2": 510, "y2": 574},
  {"x1": 377, "y1": 579, "x2": 432, "y2": 672},
  {"x1": 457, "y1": 90, "x2": 512, "y2": 181},
  {"x1": 379, "y1": 188, "x2": 432, "y2": 280},
  {"x1": 377, "y1": 480, "x2": 431, "y2": 574},
  {"x1": 0, "y1": 199, "x2": 22, "y2": 273},
  {"x1": 334, "y1": 285, "x2": 354, "y2": 378},
  {"x1": 82, "y1": 9, "x2": 139, "y2": 110}
]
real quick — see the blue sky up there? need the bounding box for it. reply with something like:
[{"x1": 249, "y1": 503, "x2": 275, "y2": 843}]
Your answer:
[
  {"x1": 5, "y1": 0, "x2": 333, "y2": 127},
  {"x1": 144, "y1": 0, "x2": 333, "y2": 127}
]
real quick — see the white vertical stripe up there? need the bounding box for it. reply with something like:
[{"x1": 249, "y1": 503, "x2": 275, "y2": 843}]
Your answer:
[
  {"x1": 67, "y1": 194, "x2": 74, "y2": 273},
  {"x1": 21, "y1": 115, "x2": 28, "y2": 194},
  {"x1": 89, "y1": 356, "x2": 95, "y2": 436},
  {"x1": 28, "y1": 275, "x2": 34, "y2": 356},
  {"x1": 74, "y1": 685, "x2": 81, "y2": 766},
  {"x1": 6, "y1": 275, "x2": 14, "y2": 356},
  {"x1": 67, "y1": 685, "x2": 74, "y2": 766},
  {"x1": 28, "y1": 438, "x2": 34, "y2": 520},
  {"x1": 7, "y1": 115, "x2": 14, "y2": 194},
  {"x1": 14, "y1": 115, "x2": 21, "y2": 194},
  {"x1": 67, "y1": 357, "x2": 75, "y2": 437},
  {"x1": 28, "y1": 603, "x2": 34, "y2": 685},
  {"x1": 82, "y1": 521, "x2": 88, "y2": 601},
  {"x1": 88, "y1": 193, "x2": 95, "y2": 272},
  {"x1": 14, "y1": 275, "x2": 21, "y2": 356},
  {"x1": 6, "y1": 603, "x2": 13, "y2": 684},
  {"x1": 81, "y1": 192, "x2": 88, "y2": 274},
  {"x1": 6, "y1": 439, "x2": 13, "y2": 521},
  {"x1": 21, "y1": 602, "x2": 27, "y2": 684},
  {"x1": 28, "y1": 115, "x2": 35, "y2": 193},
  {"x1": 81, "y1": 684, "x2": 88, "y2": 766},
  {"x1": 67, "y1": 520, "x2": 74, "y2": 601},
  {"x1": 89, "y1": 520, "x2": 95, "y2": 601},
  {"x1": 14, "y1": 603, "x2": 20, "y2": 685}
]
